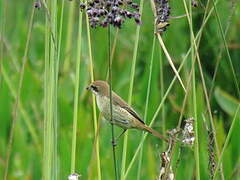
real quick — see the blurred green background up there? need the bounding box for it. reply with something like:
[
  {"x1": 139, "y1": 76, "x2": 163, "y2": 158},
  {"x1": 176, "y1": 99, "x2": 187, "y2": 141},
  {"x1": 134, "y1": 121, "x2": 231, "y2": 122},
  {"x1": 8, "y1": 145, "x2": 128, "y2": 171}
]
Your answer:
[{"x1": 0, "y1": 0, "x2": 240, "y2": 179}]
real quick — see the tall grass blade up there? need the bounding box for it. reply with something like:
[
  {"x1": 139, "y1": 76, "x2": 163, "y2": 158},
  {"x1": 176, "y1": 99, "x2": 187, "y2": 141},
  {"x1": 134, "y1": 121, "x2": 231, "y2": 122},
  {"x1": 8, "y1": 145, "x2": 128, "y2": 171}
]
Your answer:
[
  {"x1": 120, "y1": 0, "x2": 144, "y2": 178},
  {"x1": 137, "y1": 36, "x2": 156, "y2": 180},
  {"x1": 71, "y1": 7, "x2": 83, "y2": 173},
  {"x1": 210, "y1": 0, "x2": 240, "y2": 97},
  {"x1": 43, "y1": 0, "x2": 58, "y2": 179},
  {"x1": 1, "y1": 66, "x2": 40, "y2": 149},
  {"x1": 63, "y1": 1, "x2": 75, "y2": 74}
]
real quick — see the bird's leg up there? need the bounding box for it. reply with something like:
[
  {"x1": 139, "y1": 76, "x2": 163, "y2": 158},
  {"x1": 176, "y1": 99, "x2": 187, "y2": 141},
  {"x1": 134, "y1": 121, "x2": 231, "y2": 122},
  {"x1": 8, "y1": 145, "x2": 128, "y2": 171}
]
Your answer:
[
  {"x1": 111, "y1": 129, "x2": 127, "y2": 146},
  {"x1": 116, "y1": 129, "x2": 127, "y2": 141}
]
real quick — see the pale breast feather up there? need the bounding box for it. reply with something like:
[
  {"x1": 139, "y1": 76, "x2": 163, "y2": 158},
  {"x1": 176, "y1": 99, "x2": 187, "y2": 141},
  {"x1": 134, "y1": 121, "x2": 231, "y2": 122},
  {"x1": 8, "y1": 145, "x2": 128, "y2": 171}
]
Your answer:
[{"x1": 96, "y1": 95, "x2": 108, "y2": 113}]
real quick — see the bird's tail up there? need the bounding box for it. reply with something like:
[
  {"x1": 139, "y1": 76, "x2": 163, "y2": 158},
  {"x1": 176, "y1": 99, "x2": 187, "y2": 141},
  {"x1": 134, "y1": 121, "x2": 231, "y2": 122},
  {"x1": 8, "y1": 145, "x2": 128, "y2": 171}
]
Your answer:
[{"x1": 142, "y1": 125, "x2": 168, "y2": 142}]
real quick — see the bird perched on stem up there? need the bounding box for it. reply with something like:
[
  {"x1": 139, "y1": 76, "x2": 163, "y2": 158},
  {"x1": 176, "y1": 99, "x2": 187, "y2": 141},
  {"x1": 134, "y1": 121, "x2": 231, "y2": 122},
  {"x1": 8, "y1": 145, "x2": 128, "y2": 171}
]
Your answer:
[{"x1": 87, "y1": 80, "x2": 168, "y2": 143}]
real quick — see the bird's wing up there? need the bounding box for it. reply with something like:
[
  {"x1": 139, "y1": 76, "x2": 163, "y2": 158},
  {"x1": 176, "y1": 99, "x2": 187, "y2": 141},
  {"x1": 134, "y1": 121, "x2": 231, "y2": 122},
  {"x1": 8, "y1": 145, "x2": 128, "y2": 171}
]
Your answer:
[{"x1": 112, "y1": 92, "x2": 145, "y2": 124}]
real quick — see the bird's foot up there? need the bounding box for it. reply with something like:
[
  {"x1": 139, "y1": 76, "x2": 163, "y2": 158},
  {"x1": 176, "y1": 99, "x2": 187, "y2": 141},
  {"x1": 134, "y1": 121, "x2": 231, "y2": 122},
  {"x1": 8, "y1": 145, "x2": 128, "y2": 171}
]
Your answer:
[{"x1": 111, "y1": 139, "x2": 117, "y2": 147}]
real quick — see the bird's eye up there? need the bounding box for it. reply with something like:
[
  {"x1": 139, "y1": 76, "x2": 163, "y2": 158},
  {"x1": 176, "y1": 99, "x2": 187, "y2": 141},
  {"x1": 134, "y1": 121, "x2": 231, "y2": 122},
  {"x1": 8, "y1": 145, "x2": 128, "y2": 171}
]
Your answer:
[{"x1": 91, "y1": 85, "x2": 98, "y2": 92}]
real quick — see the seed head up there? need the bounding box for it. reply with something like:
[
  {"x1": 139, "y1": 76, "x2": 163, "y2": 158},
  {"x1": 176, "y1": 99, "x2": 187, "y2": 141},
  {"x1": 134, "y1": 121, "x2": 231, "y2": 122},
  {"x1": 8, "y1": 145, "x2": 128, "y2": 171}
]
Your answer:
[{"x1": 81, "y1": 0, "x2": 141, "y2": 28}]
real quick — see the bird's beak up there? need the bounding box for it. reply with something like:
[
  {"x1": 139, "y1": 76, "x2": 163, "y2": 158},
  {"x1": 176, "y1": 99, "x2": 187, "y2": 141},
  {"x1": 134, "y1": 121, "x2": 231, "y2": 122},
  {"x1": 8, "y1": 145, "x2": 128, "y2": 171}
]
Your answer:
[{"x1": 86, "y1": 85, "x2": 91, "y2": 90}]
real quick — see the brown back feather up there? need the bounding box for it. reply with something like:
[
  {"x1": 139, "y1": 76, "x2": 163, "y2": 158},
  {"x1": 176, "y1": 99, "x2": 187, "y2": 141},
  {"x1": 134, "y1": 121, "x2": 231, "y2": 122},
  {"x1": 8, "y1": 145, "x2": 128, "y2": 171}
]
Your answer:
[{"x1": 111, "y1": 92, "x2": 145, "y2": 124}]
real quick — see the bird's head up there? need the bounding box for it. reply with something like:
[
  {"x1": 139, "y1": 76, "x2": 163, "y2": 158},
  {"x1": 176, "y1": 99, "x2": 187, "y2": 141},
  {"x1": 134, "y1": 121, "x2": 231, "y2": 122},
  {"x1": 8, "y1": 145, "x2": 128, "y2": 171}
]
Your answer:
[{"x1": 86, "y1": 80, "x2": 109, "y2": 96}]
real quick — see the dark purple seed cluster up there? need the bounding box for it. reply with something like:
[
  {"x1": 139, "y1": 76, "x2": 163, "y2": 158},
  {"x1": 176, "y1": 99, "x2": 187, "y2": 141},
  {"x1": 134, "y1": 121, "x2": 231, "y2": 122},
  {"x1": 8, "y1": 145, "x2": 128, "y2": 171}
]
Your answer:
[
  {"x1": 80, "y1": 0, "x2": 141, "y2": 28},
  {"x1": 154, "y1": 0, "x2": 170, "y2": 34},
  {"x1": 207, "y1": 130, "x2": 216, "y2": 179}
]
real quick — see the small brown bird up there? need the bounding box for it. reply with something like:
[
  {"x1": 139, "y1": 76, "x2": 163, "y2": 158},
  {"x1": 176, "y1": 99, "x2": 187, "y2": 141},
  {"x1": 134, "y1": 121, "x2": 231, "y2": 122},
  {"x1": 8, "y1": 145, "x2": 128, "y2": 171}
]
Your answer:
[{"x1": 87, "y1": 80, "x2": 167, "y2": 142}]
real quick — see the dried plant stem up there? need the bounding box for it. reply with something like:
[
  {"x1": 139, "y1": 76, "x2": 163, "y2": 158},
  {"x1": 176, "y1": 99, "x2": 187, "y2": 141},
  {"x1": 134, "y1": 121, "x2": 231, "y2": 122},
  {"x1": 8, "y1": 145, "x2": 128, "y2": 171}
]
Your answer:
[
  {"x1": 150, "y1": 0, "x2": 186, "y2": 93},
  {"x1": 157, "y1": 35, "x2": 186, "y2": 93}
]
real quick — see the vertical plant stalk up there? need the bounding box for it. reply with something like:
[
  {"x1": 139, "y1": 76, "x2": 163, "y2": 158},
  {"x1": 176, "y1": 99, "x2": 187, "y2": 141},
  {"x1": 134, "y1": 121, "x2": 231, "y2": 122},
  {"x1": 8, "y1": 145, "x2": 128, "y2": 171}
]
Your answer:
[
  {"x1": 43, "y1": 0, "x2": 58, "y2": 179},
  {"x1": 56, "y1": 0, "x2": 65, "y2": 66},
  {"x1": 55, "y1": 0, "x2": 65, "y2": 104},
  {"x1": 43, "y1": 2, "x2": 50, "y2": 179},
  {"x1": 85, "y1": 12, "x2": 102, "y2": 180},
  {"x1": 52, "y1": 0, "x2": 58, "y2": 177},
  {"x1": 159, "y1": 48, "x2": 166, "y2": 148},
  {"x1": 0, "y1": 0, "x2": 6, "y2": 88},
  {"x1": 110, "y1": 29, "x2": 119, "y2": 67},
  {"x1": 55, "y1": 0, "x2": 65, "y2": 178},
  {"x1": 71, "y1": 6, "x2": 83, "y2": 173},
  {"x1": 4, "y1": 6, "x2": 35, "y2": 180},
  {"x1": 192, "y1": 31, "x2": 200, "y2": 180},
  {"x1": 108, "y1": 26, "x2": 119, "y2": 180},
  {"x1": 137, "y1": 36, "x2": 156, "y2": 180},
  {"x1": 120, "y1": 0, "x2": 144, "y2": 179},
  {"x1": 54, "y1": 2, "x2": 65, "y2": 177},
  {"x1": 188, "y1": 2, "x2": 200, "y2": 179},
  {"x1": 63, "y1": 1, "x2": 75, "y2": 74},
  {"x1": 105, "y1": 29, "x2": 119, "y2": 79},
  {"x1": 43, "y1": 4, "x2": 49, "y2": 180}
]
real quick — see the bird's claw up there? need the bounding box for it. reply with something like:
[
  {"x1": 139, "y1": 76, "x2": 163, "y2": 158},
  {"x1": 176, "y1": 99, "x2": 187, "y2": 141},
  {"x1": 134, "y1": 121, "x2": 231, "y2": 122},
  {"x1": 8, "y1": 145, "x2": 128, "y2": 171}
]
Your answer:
[{"x1": 111, "y1": 139, "x2": 117, "y2": 147}]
